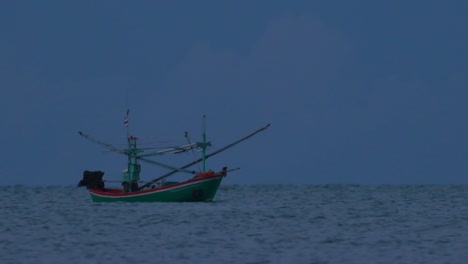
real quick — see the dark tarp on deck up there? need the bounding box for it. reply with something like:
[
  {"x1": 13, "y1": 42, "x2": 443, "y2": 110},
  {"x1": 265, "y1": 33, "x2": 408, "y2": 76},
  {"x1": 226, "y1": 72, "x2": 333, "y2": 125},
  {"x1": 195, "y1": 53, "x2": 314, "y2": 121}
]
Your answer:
[{"x1": 78, "y1": 170, "x2": 105, "y2": 189}]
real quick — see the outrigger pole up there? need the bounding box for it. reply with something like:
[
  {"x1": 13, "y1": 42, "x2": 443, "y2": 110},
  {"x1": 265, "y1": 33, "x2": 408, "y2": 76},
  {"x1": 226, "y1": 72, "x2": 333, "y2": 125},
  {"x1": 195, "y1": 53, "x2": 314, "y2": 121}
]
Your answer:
[{"x1": 138, "y1": 123, "x2": 271, "y2": 190}]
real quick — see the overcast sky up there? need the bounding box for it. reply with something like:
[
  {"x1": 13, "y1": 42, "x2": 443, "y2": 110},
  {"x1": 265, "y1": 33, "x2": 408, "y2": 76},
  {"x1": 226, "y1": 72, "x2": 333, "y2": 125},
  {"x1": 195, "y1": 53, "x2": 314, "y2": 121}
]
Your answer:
[{"x1": 1, "y1": 1, "x2": 466, "y2": 185}]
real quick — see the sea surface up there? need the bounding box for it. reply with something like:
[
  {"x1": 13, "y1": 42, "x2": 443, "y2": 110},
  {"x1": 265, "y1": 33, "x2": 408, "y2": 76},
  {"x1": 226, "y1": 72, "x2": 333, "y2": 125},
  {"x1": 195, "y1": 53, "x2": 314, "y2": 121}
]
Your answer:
[{"x1": 0, "y1": 185, "x2": 467, "y2": 264}]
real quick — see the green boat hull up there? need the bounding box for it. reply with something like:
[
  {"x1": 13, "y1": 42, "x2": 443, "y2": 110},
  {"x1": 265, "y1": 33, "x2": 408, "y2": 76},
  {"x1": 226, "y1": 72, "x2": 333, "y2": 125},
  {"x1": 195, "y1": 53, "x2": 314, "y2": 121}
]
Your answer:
[{"x1": 88, "y1": 175, "x2": 224, "y2": 202}]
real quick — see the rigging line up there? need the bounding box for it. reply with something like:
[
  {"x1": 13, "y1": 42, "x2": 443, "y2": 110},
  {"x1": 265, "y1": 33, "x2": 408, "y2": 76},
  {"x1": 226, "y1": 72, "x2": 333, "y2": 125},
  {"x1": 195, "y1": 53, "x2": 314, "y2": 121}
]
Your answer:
[
  {"x1": 138, "y1": 157, "x2": 196, "y2": 174},
  {"x1": 78, "y1": 131, "x2": 125, "y2": 154},
  {"x1": 138, "y1": 123, "x2": 271, "y2": 190},
  {"x1": 137, "y1": 143, "x2": 198, "y2": 157}
]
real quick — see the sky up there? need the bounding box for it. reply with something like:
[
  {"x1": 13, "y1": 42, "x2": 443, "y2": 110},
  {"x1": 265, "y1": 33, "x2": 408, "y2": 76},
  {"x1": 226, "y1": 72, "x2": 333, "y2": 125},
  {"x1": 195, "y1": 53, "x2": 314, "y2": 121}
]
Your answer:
[{"x1": 1, "y1": 1, "x2": 466, "y2": 185}]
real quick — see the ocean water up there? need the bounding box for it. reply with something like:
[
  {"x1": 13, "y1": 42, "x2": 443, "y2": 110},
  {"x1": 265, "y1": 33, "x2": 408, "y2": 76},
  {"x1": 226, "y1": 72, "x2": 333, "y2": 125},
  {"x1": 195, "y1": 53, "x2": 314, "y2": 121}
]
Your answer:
[{"x1": 0, "y1": 185, "x2": 467, "y2": 264}]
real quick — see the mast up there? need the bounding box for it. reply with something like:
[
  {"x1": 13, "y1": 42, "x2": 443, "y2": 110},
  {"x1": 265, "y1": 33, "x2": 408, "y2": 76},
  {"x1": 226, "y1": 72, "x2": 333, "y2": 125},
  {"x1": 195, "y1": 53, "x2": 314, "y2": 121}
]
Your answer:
[
  {"x1": 202, "y1": 115, "x2": 206, "y2": 172},
  {"x1": 122, "y1": 109, "x2": 141, "y2": 192},
  {"x1": 197, "y1": 115, "x2": 211, "y2": 173},
  {"x1": 124, "y1": 109, "x2": 130, "y2": 138},
  {"x1": 123, "y1": 135, "x2": 141, "y2": 192}
]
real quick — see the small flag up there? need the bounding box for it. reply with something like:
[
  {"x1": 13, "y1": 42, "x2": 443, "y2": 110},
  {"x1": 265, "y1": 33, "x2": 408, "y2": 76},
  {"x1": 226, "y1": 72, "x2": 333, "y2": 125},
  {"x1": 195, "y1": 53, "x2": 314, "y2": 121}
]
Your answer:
[{"x1": 124, "y1": 109, "x2": 129, "y2": 127}]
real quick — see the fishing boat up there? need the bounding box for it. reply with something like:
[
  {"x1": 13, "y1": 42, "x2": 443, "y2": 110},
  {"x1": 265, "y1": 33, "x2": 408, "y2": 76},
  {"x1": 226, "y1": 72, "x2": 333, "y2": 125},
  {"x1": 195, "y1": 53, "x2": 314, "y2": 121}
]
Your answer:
[{"x1": 77, "y1": 112, "x2": 270, "y2": 202}]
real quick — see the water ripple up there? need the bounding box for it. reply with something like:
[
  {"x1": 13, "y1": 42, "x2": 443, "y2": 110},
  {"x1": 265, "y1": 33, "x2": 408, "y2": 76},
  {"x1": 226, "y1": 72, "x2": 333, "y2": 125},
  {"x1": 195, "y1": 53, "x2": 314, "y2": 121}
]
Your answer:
[{"x1": 0, "y1": 185, "x2": 467, "y2": 263}]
